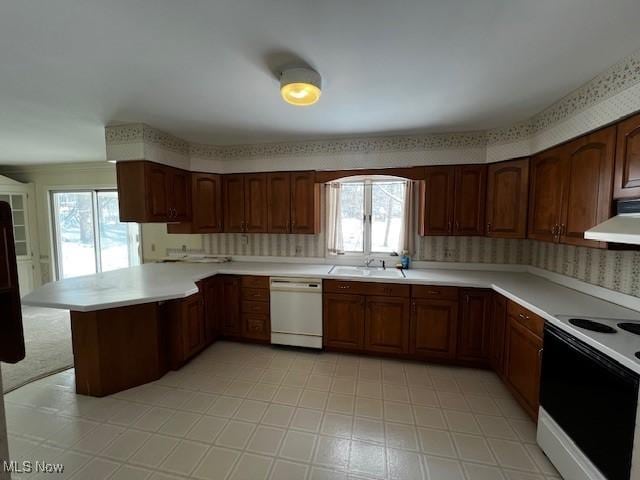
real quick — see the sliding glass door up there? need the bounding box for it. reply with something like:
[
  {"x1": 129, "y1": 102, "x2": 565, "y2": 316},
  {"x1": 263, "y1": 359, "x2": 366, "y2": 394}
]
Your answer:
[{"x1": 51, "y1": 190, "x2": 140, "y2": 279}]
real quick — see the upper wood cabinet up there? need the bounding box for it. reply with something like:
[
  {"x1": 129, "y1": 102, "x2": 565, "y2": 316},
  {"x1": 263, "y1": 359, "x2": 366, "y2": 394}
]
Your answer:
[
  {"x1": 528, "y1": 127, "x2": 615, "y2": 247},
  {"x1": 117, "y1": 161, "x2": 192, "y2": 223},
  {"x1": 419, "y1": 166, "x2": 455, "y2": 235},
  {"x1": 453, "y1": 165, "x2": 487, "y2": 236},
  {"x1": 614, "y1": 112, "x2": 640, "y2": 199},
  {"x1": 364, "y1": 296, "x2": 410, "y2": 355},
  {"x1": 244, "y1": 173, "x2": 269, "y2": 233},
  {"x1": 486, "y1": 158, "x2": 529, "y2": 238},
  {"x1": 528, "y1": 146, "x2": 568, "y2": 243},
  {"x1": 457, "y1": 289, "x2": 492, "y2": 363},
  {"x1": 290, "y1": 171, "x2": 321, "y2": 234},
  {"x1": 168, "y1": 173, "x2": 222, "y2": 234},
  {"x1": 267, "y1": 172, "x2": 291, "y2": 233},
  {"x1": 560, "y1": 127, "x2": 615, "y2": 248},
  {"x1": 419, "y1": 165, "x2": 486, "y2": 236},
  {"x1": 223, "y1": 174, "x2": 248, "y2": 233}
]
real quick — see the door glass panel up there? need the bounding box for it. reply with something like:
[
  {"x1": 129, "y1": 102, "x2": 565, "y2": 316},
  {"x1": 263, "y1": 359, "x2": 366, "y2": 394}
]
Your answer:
[
  {"x1": 11, "y1": 195, "x2": 23, "y2": 209},
  {"x1": 14, "y1": 242, "x2": 27, "y2": 256},
  {"x1": 12, "y1": 210, "x2": 25, "y2": 226},
  {"x1": 371, "y1": 182, "x2": 406, "y2": 253},
  {"x1": 340, "y1": 182, "x2": 365, "y2": 252},
  {"x1": 97, "y1": 191, "x2": 139, "y2": 272},
  {"x1": 52, "y1": 192, "x2": 97, "y2": 279}
]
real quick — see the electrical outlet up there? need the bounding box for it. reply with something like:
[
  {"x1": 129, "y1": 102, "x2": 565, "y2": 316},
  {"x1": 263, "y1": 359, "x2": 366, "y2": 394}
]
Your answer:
[
  {"x1": 295, "y1": 245, "x2": 303, "y2": 256},
  {"x1": 240, "y1": 234, "x2": 249, "y2": 246},
  {"x1": 151, "y1": 243, "x2": 156, "y2": 252},
  {"x1": 444, "y1": 248, "x2": 457, "y2": 259},
  {"x1": 181, "y1": 245, "x2": 187, "y2": 252}
]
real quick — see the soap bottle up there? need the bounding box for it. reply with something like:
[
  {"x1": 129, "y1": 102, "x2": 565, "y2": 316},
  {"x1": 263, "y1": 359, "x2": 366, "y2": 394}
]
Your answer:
[{"x1": 400, "y1": 250, "x2": 411, "y2": 270}]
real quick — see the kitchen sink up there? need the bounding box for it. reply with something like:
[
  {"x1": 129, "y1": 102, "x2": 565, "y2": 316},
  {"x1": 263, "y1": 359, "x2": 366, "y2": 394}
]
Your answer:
[{"x1": 329, "y1": 265, "x2": 405, "y2": 278}]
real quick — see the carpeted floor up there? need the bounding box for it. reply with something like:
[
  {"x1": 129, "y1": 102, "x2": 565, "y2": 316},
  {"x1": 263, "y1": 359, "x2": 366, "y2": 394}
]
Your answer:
[{"x1": 1, "y1": 306, "x2": 73, "y2": 393}]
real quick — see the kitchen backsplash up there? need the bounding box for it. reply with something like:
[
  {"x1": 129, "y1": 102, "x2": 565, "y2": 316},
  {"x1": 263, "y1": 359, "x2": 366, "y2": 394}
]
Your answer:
[
  {"x1": 203, "y1": 234, "x2": 640, "y2": 298},
  {"x1": 529, "y1": 241, "x2": 640, "y2": 298}
]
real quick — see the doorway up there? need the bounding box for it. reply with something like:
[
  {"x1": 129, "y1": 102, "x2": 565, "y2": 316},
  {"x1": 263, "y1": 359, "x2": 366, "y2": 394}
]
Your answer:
[{"x1": 51, "y1": 190, "x2": 141, "y2": 279}]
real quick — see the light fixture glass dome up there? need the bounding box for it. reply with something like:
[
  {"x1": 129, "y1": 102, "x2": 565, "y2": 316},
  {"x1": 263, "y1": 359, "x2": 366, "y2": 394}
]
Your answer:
[{"x1": 280, "y1": 67, "x2": 322, "y2": 106}]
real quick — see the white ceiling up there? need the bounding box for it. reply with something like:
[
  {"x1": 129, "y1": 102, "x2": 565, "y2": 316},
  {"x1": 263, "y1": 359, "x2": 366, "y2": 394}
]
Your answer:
[{"x1": 2, "y1": 0, "x2": 640, "y2": 165}]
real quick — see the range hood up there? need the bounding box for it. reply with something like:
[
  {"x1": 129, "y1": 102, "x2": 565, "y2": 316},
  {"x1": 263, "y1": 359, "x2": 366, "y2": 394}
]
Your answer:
[{"x1": 585, "y1": 200, "x2": 640, "y2": 245}]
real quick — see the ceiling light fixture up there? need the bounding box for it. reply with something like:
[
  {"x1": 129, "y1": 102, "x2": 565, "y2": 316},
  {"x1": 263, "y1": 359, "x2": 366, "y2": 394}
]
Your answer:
[{"x1": 280, "y1": 67, "x2": 322, "y2": 106}]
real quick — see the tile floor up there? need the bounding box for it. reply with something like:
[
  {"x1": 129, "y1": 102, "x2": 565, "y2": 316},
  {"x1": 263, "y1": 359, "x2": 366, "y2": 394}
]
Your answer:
[{"x1": 4, "y1": 341, "x2": 562, "y2": 479}]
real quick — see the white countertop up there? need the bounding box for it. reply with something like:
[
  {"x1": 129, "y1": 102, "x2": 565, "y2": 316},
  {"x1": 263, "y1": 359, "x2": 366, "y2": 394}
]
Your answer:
[{"x1": 23, "y1": 261, "x2": 640, "y2": 374}]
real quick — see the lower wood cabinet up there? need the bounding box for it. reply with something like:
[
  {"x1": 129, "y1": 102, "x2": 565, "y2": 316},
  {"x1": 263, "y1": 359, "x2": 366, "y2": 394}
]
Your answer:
[
  {"x1": 240, "y1": 276, "x2": 270, "y2": 342},
  {"x1": 457, "y1": 289, "x2": 492, "y2": 363},
  {"x1": 168, "y1": 292, "x2": 206, "y2": 369},
  {"x1": 323, "y1": 293, "x2": 365, "y2": 351},
  {"x1": 220, "y1": 275, "x2": 241, "y2": 337},
  {"x1": 489, "y1": 293, "x2": 507, "y2": 377},
  {"x1": 410, "y1": 298, "x2": 458, "y2": 360},
  {"x1": 364, "y1": 296, "x2": 410, "y2": 354},
  {"x1": 504, "y1": 300, "x2": 544, "y2": 419},
  {"x1": 201, "y1": 276, "x2": 221, "y2": 344}
]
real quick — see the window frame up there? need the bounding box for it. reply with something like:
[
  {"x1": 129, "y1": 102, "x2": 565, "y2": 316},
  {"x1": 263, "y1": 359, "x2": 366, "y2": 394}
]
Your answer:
[{"x1": 332, "y1": 175, "x2": 407, "y2": 257}]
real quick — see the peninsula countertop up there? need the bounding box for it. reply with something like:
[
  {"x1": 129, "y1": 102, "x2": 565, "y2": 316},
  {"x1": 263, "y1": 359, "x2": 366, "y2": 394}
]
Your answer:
[{"x1": 23, "y1": 261, "x2": 640, "y2": 373}]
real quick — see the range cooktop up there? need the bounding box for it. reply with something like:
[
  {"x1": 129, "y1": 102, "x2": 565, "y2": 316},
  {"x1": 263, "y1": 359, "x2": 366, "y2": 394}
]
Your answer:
[
  {"x1": 554, "y1": 315, "x2": 640, "y2": 368},
  {"x1": 568, "y1": 318, "x2": 617, "y2": 333}
]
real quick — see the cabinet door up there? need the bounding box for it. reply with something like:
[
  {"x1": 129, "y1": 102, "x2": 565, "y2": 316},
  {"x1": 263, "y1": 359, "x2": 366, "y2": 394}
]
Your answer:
[
  {"x1": 223, "y1": 175, "x2": 245, "y2": 232},
  {"x1": 505, "y1": 316, "x2": 542, "y2": 418},
  {"x1": 220, "y1": 276, "x2": 241, "y2": 336},
  {"x1": 291, "y1": 171, "x2": 319, "y2": 234},
  {"x1": 457, "y1": 289, "x2": 491, "y2": 362},
  {"x1": 528, "y1": 147, "x2": 566, "y2": 242},
  {"x1": 202, "y1": 277, "x2": 221, "y2": 344},
  {"x1": 182, "y1": 294, "x2": 205, "y2": 360},
  {"x1": 323, "y1": 293, "x2": 365, "y2": 351},
  {"x1": 560, "y1": 127, "x2": 615, "y2": 248},
  {"x1": 193, "y1": 173, "x2": 222, "y2": 233},
  {"x1": 267, "y1": 172, "x2": 291, "y2": 233},
  {"x1": 453, "y1": 165, "x2": 487, "y2": 236},
  {"x1": 169, "y1": 168, "x2": 191, "y2": 221},
  {"x1": 410, "y1": 299, "x2": 458, "y2": 359},
  {"x1": 614, "y1": 112, "x2": 640, "y2": 199},
  {"x1": 147, "y1": 164, "x2": 170, "y2": 221},
  {"x1": 364, "y1": 296, "x2": 410, "y2": 354},
  {"x1": 489, "y1": 293, "x2": 507, "y2": 376},
  {"x1": 419, "y1": 166, "x2": 455, "y2": 235},
  {"x1": 244, "y1": 173, "x2": 268, "y2": 233},
  {"x1": 486, "y1": 159, "x2": 529, "y2": 238}
]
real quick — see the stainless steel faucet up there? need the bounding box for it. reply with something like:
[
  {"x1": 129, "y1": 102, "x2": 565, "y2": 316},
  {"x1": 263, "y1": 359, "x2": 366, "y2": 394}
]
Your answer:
[{"x1": 364, "y1": 258, "x2": 375, "y2": 267}]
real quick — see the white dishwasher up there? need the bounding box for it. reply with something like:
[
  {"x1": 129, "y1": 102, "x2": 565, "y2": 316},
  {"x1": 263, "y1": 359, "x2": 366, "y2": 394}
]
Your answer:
[{"x1": 270, "y1": 277, "x2": 323, "y2": 349}]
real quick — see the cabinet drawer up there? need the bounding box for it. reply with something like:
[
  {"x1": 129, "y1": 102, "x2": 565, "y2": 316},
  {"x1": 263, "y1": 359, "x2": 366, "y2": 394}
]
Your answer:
[
  {"x1": 412, "y1": 285, "x2": 458, "y2": 300},
  {"x1": 241, "y1": 275, "x2": 269, "y2": 290},
  {"x1": 324, "y1": 280, "x2": 409, "y2": 297},
  {"x1": 243, "y1": 313, "x2": 270, "y2": 340},
  {"x1": 507, "y1": 301, "x2": 544, "y2": 338},
  {"x1": 242, "y1": 300, "x2": 270, "y2": 315},
  {"x1": 241, "y1": 288, "x2": 270, "y2": 302}
]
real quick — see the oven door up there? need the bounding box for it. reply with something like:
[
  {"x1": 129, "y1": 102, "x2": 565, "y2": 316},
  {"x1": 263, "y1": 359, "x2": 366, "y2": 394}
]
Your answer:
[{"x1": 540, "y1": 324, "x2": 639, "y2": 480}]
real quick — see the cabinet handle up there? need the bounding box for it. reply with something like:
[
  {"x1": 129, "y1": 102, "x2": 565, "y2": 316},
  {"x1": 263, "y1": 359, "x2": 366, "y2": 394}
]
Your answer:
[
  {"x1": 518, "y1": 313, "x2": 530, "y2": 321},
  {"x1": 560, "y1": 224, "x2": 565, "y2": 235},
  {"x1": 447, "y1": 221, "x2": 452, "y2": 233},
  {"x1": 426, "y1": 290, "x2": 440, "y2": 295},
  {"x1": 538, "y1": 348, "x2": 543, "y2": 360},
  {"x1": 487, "y1": 223, "x2": 492, "y2": 233},
  {"x1": 455, "y1": 222, "x2": 460, "y2": 231},
  {"x1": 338, "y1": 285, "x2": 350, "y2": 290}
]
